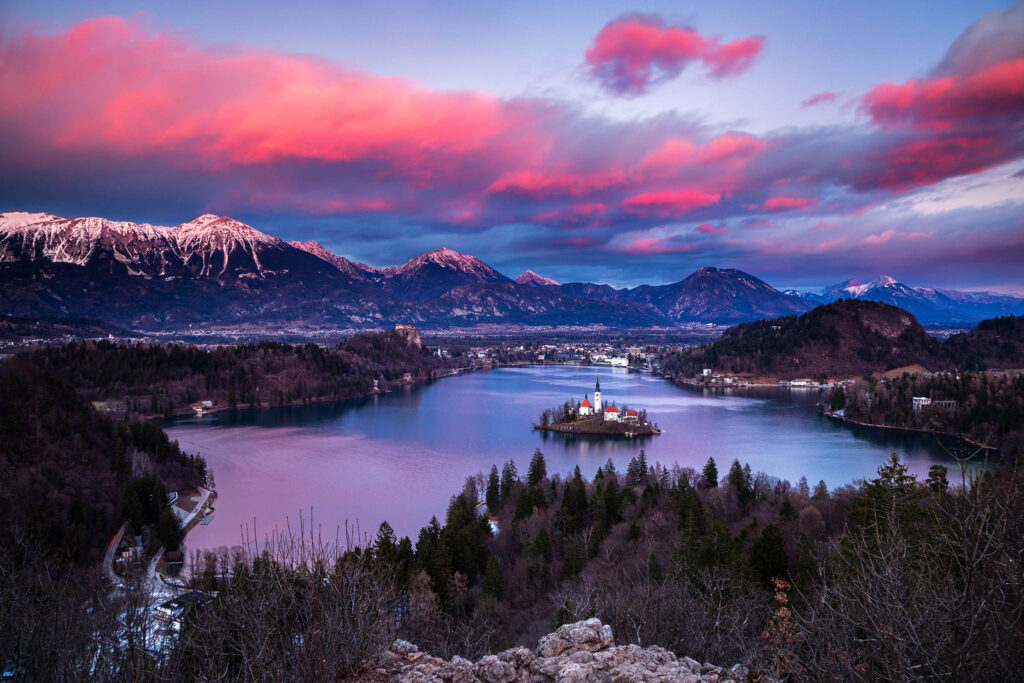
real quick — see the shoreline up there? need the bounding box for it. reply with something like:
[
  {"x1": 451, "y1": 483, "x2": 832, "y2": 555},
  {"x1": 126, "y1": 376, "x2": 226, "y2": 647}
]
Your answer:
[
  {"x1": 140, "y1": 366, "x2": 479, "y2": 423},
  {"x1": 668, "y1": 371, "x2": 1001, "y2": 456},
  {"x1": 821, "y1": 411, "x2": 998, "y2": 455}
]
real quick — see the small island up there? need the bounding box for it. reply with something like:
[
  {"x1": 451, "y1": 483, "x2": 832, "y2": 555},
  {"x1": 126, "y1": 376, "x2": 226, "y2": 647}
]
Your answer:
[{"x1": 534, "y1": 377, "x2": 661, "y2": 437}]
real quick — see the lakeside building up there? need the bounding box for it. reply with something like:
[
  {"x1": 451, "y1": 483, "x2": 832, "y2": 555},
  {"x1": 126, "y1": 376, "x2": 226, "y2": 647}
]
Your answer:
[{"x1": 912, "y1": 396, "x2": 958, "y2": 414}]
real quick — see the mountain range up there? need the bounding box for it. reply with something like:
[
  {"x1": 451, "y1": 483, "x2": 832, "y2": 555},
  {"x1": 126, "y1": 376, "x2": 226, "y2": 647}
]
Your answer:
[
  {"x1": 785, "y1": 275, "x2": 1024, "y2": 324},
  {"x1": 1, "y1": 211, "x2": 1020, "y2": 331}
]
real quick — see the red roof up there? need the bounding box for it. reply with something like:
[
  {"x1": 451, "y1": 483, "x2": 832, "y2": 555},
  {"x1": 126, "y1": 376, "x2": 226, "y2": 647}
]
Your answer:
[
  {"x1": 604, "y1": 405, "x2": 620, "y2": 413},
  {"x1": 580, "y1": 398, "x2": 591, "y2": 407},
  {"x1": 625, "y1": 410, "x2": 638, "y2": 415}
]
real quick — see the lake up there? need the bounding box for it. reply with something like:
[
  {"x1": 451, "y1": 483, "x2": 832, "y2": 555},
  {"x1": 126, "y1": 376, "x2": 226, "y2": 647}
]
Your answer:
[{"x1": 165, "y1": 365, "x2": 962, "y2": 550}]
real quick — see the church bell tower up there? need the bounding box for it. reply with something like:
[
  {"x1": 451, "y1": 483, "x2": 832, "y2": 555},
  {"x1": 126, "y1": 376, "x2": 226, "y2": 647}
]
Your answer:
[{"x1": 594, "y1": 377, "x2": 602, "y2": 412}]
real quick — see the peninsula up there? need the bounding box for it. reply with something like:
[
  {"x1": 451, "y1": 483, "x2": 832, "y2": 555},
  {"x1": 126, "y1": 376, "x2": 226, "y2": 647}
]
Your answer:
[{"x1": 534, "y1": 377, "x2": 661, "y2": 437}]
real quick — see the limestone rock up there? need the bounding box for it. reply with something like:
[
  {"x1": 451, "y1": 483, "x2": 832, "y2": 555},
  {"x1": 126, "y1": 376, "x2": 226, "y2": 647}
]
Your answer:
[{"x1": 379, "y1": 619, "x2": 762, "y2": 683}]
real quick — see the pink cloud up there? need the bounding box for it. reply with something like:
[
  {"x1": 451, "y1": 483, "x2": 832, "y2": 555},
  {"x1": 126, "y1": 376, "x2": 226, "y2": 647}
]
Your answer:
[
  {"x1": 696, "y1": 222, "x2": 728, "y2": 234},
  {"x1": 862, "y1": 58, "x2": 1024, "y2": 130},
  {"x1": 0, "y1": 16, "x2": 541, "y2": 176},
  {"x1": 863, "y1": 230, "x2": 896, "y2": 245},
  {"x1": 801, "y1": 91, "x2": 839, "y2": 107},
  {"x1": 761, "y1": 196, "x2": 818, "y2": 211},
  {"x1": 486, "y1": 171, "x2": 624, "y2": 199},
  {"x1": 585, "y1": 14, "x2": 764, "y2": 96},
  {"x1": 811, "y1": 220, "x2": 841, "y2": 231},
  {"x1": 621, "y1": 236, "x2": 698, "y2": 254},
  {"x1": 697, "y1": 132, "x2": 768, "y2": 164},
  {"x1": 621, "y1": 189, "x2": 721, "y2": 217},
  {"x1": 639, "y1": 136, "x2": 696, "y2": 169},
  {"x1": 533, "y1": 202, "x2": 608, "y2": 226}
]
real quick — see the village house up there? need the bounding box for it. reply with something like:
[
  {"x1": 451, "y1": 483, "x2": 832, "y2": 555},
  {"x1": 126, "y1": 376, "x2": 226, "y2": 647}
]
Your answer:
[
  {"x1": 603, "y1": 405, "x2": 621, "y2": 422},
  {"x1": 155, "y1": 592, "x2": 215, "y2": 631}
]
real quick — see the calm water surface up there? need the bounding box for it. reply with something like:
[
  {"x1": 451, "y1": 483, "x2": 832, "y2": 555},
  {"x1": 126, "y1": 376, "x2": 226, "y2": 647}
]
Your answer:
[{"x1": 166, "y1": 366, "x2": 961, "y2": 550}]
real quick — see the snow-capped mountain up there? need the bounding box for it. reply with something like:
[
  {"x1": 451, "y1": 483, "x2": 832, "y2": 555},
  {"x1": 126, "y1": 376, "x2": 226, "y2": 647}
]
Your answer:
[
  {"x1": 12, "y1": 209, "x2": 1013, "y2": 332},
  {"x1": 782, "y1": 288, "x2": 829, "y2": 304},
  {"x1": 815, "y1": 274, "x2": 1024, "y2": 323},
  {"x1": 0, "y1": 211, "x2": 383, "y2": 328},
  {"x1": 515, "y1": 270, "x2": 560, "y2": 287},
  {"x1": 288, "y1": 240, "x2": 376, "y2": 280},
  {"x1": 384, "y1": 247, "x2": 512, "y2": 300},
  {"x1": 0, "y1": 211, "x2": 309, "y2": 281}
]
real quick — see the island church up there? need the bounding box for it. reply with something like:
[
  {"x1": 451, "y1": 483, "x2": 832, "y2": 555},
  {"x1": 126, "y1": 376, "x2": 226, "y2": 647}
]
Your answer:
[{"x1": 578, "y1": 378, "x2": 634, "y2": 422}]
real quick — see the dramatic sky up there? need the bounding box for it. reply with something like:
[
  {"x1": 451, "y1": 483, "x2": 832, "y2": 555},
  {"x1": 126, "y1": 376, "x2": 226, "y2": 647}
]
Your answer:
[{"x1": 2, "y1": 1, "x2": 1023, "y2": 291}]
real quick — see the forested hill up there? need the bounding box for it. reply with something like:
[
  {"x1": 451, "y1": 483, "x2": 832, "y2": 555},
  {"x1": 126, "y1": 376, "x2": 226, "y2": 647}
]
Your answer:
[
  {"x1": 945, "y1": 314, "x2": 1024, "y2": 370},
  {"x1": 660, "y1": 300, "x2": 1024, "y2": 379},
  {"x1": 661, "y1": 300, "x2": 945, "y2": 378},
  {"x1": 0, "y1": 358, "x2": 206, "y2": 565},
  {"x1": 22, "y1": 329, "x2": 461, "y2": 416}
]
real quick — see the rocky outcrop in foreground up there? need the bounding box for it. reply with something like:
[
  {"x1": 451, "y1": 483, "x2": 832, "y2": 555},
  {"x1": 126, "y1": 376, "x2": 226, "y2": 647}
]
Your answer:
[{"x1": 375, "y1": 618, "x2": 757, "y2": 682}]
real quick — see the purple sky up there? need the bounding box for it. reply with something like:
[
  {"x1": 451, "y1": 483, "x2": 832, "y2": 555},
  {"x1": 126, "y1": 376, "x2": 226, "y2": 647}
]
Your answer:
[{"x1": 1, "y1": 1, "x2": 1022, "y2": 291}]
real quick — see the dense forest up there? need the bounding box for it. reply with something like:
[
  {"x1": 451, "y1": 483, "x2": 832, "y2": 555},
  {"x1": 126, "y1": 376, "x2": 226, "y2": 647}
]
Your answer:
[
  {"x1": 828, "y1": 371, "x2": 1024, "y2": 455},
  {"x1": 22, "y1": 328, "x2": 462, "y2": 416},
  {"x1": 10, "y1": 442, "x2": 1019, "y2": 680},
  {"x1": 660, "y1": 302, "x2": 1024, "y2": 379},
  {"x1": 0, "y1": 358, "x2": 206, "y2": 567}
]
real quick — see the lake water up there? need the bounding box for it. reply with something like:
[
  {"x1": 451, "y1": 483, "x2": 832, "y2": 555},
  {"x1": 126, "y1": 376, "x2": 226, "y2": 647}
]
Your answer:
[{"x1": 165, "y1": 365, "x2": 961, "y2": 550}]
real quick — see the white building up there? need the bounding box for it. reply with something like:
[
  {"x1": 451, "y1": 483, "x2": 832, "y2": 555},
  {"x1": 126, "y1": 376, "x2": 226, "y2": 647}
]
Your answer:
[
  {"x1": 579, "y1": 395, "x2": 593, "y2": 416},
  {"x1": 593, "y1": 378, "x2": 603, "y2": 412},
  {"x1": 603, "y1": 405, "x2": 621, "y2": 422},
  {"x1": 912, "y1": 396, "x2": 932, "y2": 414}
]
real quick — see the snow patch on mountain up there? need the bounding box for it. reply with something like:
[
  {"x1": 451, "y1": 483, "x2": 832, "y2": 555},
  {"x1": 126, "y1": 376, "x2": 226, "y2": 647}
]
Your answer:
[
  {"x1": 516, "y1": 270, "x2": 560, "y2": 286},
  {"x1": 396, "y1": 247, "x2": 505, "y2": 280}
]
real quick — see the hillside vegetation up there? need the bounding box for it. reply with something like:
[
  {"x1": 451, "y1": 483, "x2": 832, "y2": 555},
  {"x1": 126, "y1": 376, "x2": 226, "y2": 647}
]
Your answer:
[
  {"x1": 23, "y1": 329, "x2": 458, "y2": 416},
  {"x1": 0, "y1": 358, "x2": 206, "y2": 566},
  {"x1": 661, "y1": 301, "x2": 1024, "y2": 379}
]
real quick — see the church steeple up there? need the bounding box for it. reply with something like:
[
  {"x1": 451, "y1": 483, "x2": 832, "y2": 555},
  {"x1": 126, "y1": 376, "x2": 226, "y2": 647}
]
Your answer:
[
  {"x1": 594, "y1": 377, "x2": 602, "y2": 412},
  {"x1": 595, "y1": 377, "x2": 600, "y2": 392}
]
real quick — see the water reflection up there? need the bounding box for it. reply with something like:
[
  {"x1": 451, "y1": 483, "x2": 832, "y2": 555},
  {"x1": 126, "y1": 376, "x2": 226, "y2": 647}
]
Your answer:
[{"x1": 166, "y1": 366, "x2": 980, "y2": 550}]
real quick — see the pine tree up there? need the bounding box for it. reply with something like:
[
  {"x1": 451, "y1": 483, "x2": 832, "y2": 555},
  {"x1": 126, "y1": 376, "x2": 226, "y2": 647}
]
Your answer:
[
  {"x1": 500, "y1": 459, "x2": 519, "y2": 501},
  {"x1": 486, "y1": 465, "x2": 500, "y2": 512},
  {"x1": 527, "y1": 448, "x2": 547, "y2": 488},
  {"x1": 750, "y1": 524, "x2": 788, "y2": 584},
  {"x1": 926, "y1": 464, "x2": 949, "y2": 494},
  {"x1": 561, "y1": 539, "x2": 585, "y2": 578},
  {"x1": 532, "y1": 528, "x2": 553, "y2": 563},
  {"x1": 702, "y1": 456, "x2": 719, "y2": 488},
  {"x1": 374, "y1": 521, "x2": 398, "y2": 566}
]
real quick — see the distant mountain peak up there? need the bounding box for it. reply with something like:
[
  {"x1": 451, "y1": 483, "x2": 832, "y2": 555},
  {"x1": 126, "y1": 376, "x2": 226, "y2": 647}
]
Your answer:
[
  {"x1": 398, "y1": 247, "x2": 499, "y2": 275},
  {"x1": 189, "y1": 213, "x2": 222, "y2": 225},
  {"x1": 871, "y1": 274, "x2": 900, "y2": 286},
  {"x1": 516, "y1": 270, "x2": 560, "y2": 286}
]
